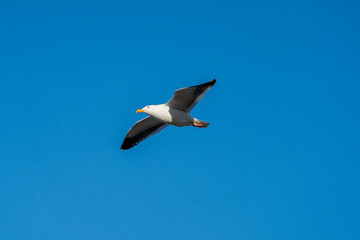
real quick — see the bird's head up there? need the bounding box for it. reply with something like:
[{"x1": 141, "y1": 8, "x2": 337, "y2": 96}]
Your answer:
[{"x1": 136, "y1": 105, "x2": 152, "y2": 114}]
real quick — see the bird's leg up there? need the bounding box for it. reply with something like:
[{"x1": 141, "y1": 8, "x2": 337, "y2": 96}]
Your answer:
[
  {"x1": 192, "y1": 118, "x2": 209, "y2": 128},
  {"x1": 193, "y1": 122, "x2": 206, "y2": 128}
]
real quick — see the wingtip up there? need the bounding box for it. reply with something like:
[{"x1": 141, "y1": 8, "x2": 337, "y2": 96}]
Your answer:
[
  {"x1": 210, "y1": 78, "x2": 216, "y2": 86},
  {"x1": 120, "y1": 145, "x2": 130, "y2": 150},
  {"x1": 120, "y1": 143, "x2": 129, "y2": 150}
]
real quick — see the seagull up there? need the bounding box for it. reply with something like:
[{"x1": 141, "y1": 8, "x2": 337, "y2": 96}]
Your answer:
[{"x1": 120, "y1": 79, "x2": 216, "y2": 150}]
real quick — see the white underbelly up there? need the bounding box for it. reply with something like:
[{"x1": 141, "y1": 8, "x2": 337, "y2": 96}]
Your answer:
[{"x1": 149, "y1": 107, "x2": 193, "y2": 127}]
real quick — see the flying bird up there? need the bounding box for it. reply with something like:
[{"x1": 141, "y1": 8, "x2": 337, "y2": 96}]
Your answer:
[{"x1": 121, "y1": 79, "x2": 216, "y2": 150}]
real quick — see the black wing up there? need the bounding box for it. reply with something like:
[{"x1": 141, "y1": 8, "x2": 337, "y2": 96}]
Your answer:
[
  {"x1": 166, "y1": 79, "x2": 216, "y2": 112},
  {"x1": 121, "y1": 116, "x2": 169, "y2": 150}
]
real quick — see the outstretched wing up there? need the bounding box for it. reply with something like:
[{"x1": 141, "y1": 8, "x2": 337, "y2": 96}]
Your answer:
[
  {"x1": 121, "y1": 116, "x2": 169, "y2": 150},
  {"x1": 166, "y1": 79, "x2": 216, "y2": 112}
]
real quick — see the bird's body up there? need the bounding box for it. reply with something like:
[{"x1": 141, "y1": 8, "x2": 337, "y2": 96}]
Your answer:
[
  {"x1": 121, "y1": 79, "x2": 216, "y2": 150},
  {"x1": 142, "y1": 104, "x2": 194, "y2": 127}
]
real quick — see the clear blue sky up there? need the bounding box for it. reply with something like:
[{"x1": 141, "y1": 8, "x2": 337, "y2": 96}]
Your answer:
[{"x1": 1, "y1": 0, "x2": 359, "y2": 239}]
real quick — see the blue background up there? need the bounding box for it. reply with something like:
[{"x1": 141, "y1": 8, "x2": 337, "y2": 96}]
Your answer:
[{"x1": 1, "y1": 0, "x2": 359, "y2": 239}]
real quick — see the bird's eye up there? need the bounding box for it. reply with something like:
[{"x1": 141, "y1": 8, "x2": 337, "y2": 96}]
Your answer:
[{"x1": 147, "y1": 106, "x2": 149, "y2": 108}]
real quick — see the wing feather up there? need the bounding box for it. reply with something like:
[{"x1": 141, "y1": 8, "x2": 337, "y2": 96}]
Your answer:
[
  {"x1": 166, "y1": 79, "x2": 216, "y2": 112},
  {"x1": 121, "y1": 117, "x2": 169, "y2": 150}
]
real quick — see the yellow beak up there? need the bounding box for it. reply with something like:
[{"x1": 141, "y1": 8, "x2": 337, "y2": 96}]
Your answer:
[{"x1": 136, "y1": 109, "x2": 144, "y2": 113}]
